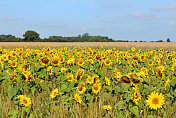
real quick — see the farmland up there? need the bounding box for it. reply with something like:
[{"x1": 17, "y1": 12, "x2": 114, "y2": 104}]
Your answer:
[{"x1": 0, "y1": 43, "x2": 176, "y2": 117}]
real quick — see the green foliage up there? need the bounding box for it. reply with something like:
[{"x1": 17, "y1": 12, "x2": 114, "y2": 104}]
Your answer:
[{"x1": 23, "y1": 30, "x2": 40, "y2": 42}]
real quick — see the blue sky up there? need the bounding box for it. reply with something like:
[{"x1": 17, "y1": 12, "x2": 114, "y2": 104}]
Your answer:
[{"x1": 0, "y1": 0, "x2": 176, "y2": 42}]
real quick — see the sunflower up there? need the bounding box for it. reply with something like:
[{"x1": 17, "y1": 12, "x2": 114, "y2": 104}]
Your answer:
[
  {"x1": 132, "y1": 87, "x2": 141, "y2": 105},
  {"x1": 66, "y1": 74, "x2": 74, "y2": 82},
  {"x1": 119, "y1": 75, "x2": 131, "y2": 84},
  {"x1": 103, "y1": 105, "x2": 112, "y2": 110},
  {"x1": 148, "y1": 60, "x2": 153, "y2": 65},
  {"x1": 105, "y1": 77, "x2": 111, "y2": 86},
  {"x1": 87, "y1": 76, "x2": 94, "y2": 84},
  {"x1": 77, "y1": 83, "x2": 86, "y2": 94},
  {"x1": 128, "y1": 72, "x2": 143, "y2": 86},
  {"x1": 104, "y1": 58, "x2": 112, "y2": 65},
  {"x1": 9, "y1": 60, "x2": 17, "y2": 68},
  {"x1": 39, "y1": 56, "x2": 50, "y2": 66},
  {"x1": 140, "y1": 55, "x2": 145, "y2": 61},
  {"x1": 95, "y1": 54, "x2": 101, "y2": 61},
  {"x1": 114, "y1": 68, "x2": 121, "y2": 78},
  {"x1": 146, "y1": 92, "x2": 165, "y2": 110},
  {"x1": 74, "y1": 94, "x2": 82, "y2": 104},
  {"x1": 78, "y1": 58, "x2": 84, "y2": 66},
  {"x1": 157, "y1": 70, "x2": 165, "y2": 79},
  {"x1": 131, "y1": 47, "x2": 135, "y2": 52},
  {"x1": 163, "y1": 78, "x2": 170, "y2": 93},
  {"x1": 51, "y1": 56, "x2": 60, "y2": 66},
  {"x1": 50, "y1": 88, "x2": 59, "y2": 98},
  {"x1": 47, "y1": 66, "x2": 53, "y2": 75},
  {"x1": 17, "y1": 95, "x2": 31, "y2": 107},
  {"x1": 2, "y1": 54, "x2": 9, "y2": 61},
  {"x1": 92, "y1": 74, "x2": 100, "y2": 83},
  {"x1": 132, "y1": 55, "x2": 138, "y2": 60},
  {"x1": 61, "y1": 67, "x2": 66, "y2": 73},
  {"x1": 23, "y1": 71, "x2": 34, "y2": 82},
  {"x1": 67, "y1": 58, "x2": 75, "y2": 65},
  {"x1": 92, "y1": 83, "x2": 101, "y2": 93}
]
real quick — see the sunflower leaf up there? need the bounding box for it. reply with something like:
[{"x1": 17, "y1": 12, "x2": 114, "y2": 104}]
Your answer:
[
  {"x1": 129, "y1": 106, "x2": 139, "y2": 116},
  {"x1": 170, "y1": 79, "x2": 176, "y2": 87}
]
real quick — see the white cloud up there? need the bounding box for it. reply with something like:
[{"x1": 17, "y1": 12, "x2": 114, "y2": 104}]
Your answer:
[
  {"x1": 94, "y1": 26, "x2": 101, "y2": 29},
  {"x1": 129, "y1": 12, "x2": 161, "y2": 19},
  {"x1": 44, "y1": 24, "x2": 60, "y2": 27},
  {"x1": 116, "y1": 14, "x2": 123, "y2": 18},
  {"x1": 168, "y1": 22, "x2": 175, "y2": 27},
  {"x1": 2, "y1": 16, "x2": 13, "y2": 21},
  {"x1": 154, "y1": 4, "x2": 176, "y2": 11},
  {"x1": 81, "y1": 27, "x2": 88, "y2": 31},
  {"x1": 104, "y1": 3, "x2": 133, "y2": 8}
]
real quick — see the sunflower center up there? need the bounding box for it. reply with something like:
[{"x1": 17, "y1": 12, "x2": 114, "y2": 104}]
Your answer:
[
  {"x1": 54, "y1": 92, "x2": 57, "y2": 96},
  {"x1": 23, "y1": 99, "x2": 28, "y2": 104},
  {"x1": 152, "y1": 98, "x2": 159, "y2": 104},
  {"x1": 52, "y1": 59, "x2": 58, "y2": 64},
  {"x1": 78, "y1": 86, "x2": 83, "y2": 91},
  {"x1": 42, "y1": 57, "x2": 49, "y2": 64},
  {"x1": 94, "y1": 86, "x2": 99, "y2": 91}
]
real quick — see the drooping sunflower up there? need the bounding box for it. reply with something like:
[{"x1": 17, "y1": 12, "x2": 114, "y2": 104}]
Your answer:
[
  {"x1": 74, "y1": 94, "x2": 82, "y2": 104},
  {"x1": 87, "y1": 76, "x2": 94, "y2": 84},
  {"x1": 92, "y1": 83, "x2": 101, "y2": 93},
  {"x1": 146, "y1": 92, "x2": 165, "y2": 110},
  {"x1": 39, "y1": 56, "x2": 50, "y2": 66},
  {"x1": 50, "y1": 88, "x2": 59, "y2": 98},
  {"x1": 119, "y1": 75, "x2": 131, "y2": 84},
  {"x1": 128, "y1": 72, "x2": 143, "y2": 86},
  {"x1": 17, "y1": 95, "x2": 31, "y2": 107},
  {"x1": 77, "y1": 83, "x2": 86, "y2": 94},
  {"x1": 92, "y1": 74, "x2": 100, "y2": 83}
]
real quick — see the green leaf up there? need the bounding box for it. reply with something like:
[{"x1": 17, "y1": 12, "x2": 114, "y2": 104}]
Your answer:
[
  {"x1": 8, "y1": 109, "x2": 18, "y2": 116},
  {"x1": 61, "y1": 84, "x2": 67, "y2": 91},
  {"x1": 115, "y1": 101, "x2": 125, "y2": 107},
  {"x1": 8, "y1": 86, "x2": 18, "y2": 99},
  {"x1": 148, "y1": 115, "x2": 155, "y2": 118},
  {"x1": 129, "y1": 106, "x2": 139, "y2": 116},
  {"x1": 170, "y1": 79, "x2": 176, "y2": 87}
]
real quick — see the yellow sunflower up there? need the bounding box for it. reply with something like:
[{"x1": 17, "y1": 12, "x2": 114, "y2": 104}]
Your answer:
[
  {"x1": 104, "y1": 58, "x2": 112, "y2": 65},
  {"x1": 39, "y1": 56, "x2": 50, "y2": 66},
  {"x1": 105, "y1": 77, "x2": 111, "y2": 86},
  {"x1": 119, "y1": 75, "x2": 131, "y2": 84},
  {"x1": 87, "y1": 76, "x2": 94, "y2": 84},
  {"x1": 67, "y1": 74, "x2": 74, "y2": 82},
  {"x1": 92, "y1": 83, "x2": 101, "y2": 93},
  {"x1": 103, "y1": 105, "x2": 112, "y2": 110},
  {"x1": 77, "y1": 83, "x2": 86, "y2": 94},
  {"x1": 50, "y1": 88, "x2": 59, "y2": 98},
  {"x1": 51, "y1": 56, "x2": 60, "y2": 66},
  {"x1": 74, "y1": 94, "x2": 82, "y2": 104},
  {"x1": 17, "y1": 95, "x2": 31, "y2": 107},
  {"x1": 146, "y1": 92, "x2": 165, "y2": 110},
  {"x1": 78, "y1": 58, "x2": 84, "y2": 66},
  {"x1": 47, "y1": 66, "x2": 53, "y2": 75}
]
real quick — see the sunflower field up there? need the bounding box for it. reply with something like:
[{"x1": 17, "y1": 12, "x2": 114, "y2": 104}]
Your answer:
[{"x1": 0, "y1": 46, "x2": 176, "y2": 118}]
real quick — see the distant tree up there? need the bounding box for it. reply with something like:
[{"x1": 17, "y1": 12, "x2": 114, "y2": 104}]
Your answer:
[
  {"x1": 23, "y1": 30, "x2": 40, "y2": 42},
  {"x1": 167, "y1": 38, "x2": 171, "y2": 42},
  {"x1": 156, "y1": 40, "x2": 164, "y2": 42}
]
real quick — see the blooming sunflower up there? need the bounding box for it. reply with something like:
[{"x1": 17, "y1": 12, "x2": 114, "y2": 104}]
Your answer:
[
  {"x1": 39, "y1": 56, "x2": 50, "y2": 66},
  {"x1": 77, "y1": 83, "x2": 86, "y2": 94},
  {"x1": 50, "y1": 88, "x2": 59, "y2": 98},
  {"x1": 87, "y1": 76, "x2": 94, "y2": 84},
  {"x1": 17, "y1": 95, "x2": 31, "y2": 107},
  {"x1": 146, "y1": 92, "x2": 165, "y2": 110},
  {"x1": 103, "y1": 105, "x2": 112, "y2": 110},
  {"x1": 78, "y1": 58, "x2": 84, "y2": 66},
  {"x1": 67, "y1": 74, "x2": 74, "y2": 82},
  {"x1": 51, "y1": 56, "x2": 60, "y2": 66},
  {"x1": 92, "y1": 83, "x2": 101, "y2": 93},
  {"x1": 74, "y1": 94, "x2": 82, "y2": 104},
  {"x1": 105, "y1": 77, "x2": 111, "y2": 86},
  {"x1": 104, "y1": 58, "x2": 112, "y2": 65}
]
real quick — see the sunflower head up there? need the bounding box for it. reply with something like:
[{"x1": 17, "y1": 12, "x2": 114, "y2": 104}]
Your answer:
[
  {"x1": 74, "y1": 94, "x2": 82, "y2": 104},
  {"x1": 77, "y1": 83, "x2": 86, "y2": 94},
  {"x1": 87, "y1": 76, "x2": 94, "y2": 84},
  {"x1": 17, "y1": 95, "x2": 31, "y2": 107},
  {"x1": 146, "y1": 92, "x2": 165, "y2": 110},
  {"x1": 92, "y1": 83, "x2": 101, "y2": 93},
  {"x1": 50, "y1": 88, "x2": 59, "y2": 98},
  {"x1": 39, "y1": 56, "x2": 50, "y2": 66},
  {"x1": 119, "y1": 75, "x2": 131, "y2": 84}
]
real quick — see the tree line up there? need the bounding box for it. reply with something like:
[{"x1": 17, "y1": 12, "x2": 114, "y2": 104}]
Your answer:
[{"x1": 0, "y1": 30, "x2": 172, "y2": 42}]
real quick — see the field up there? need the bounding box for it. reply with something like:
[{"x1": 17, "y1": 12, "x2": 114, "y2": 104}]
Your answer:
[{"x1": 0, "y1": 42, "x2": 176, "y2": 118}]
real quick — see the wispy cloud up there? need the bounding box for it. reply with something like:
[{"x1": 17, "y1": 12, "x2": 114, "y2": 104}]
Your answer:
[
  {"x1": 81, "y1": 27, "x2": 88, "y2": 31},
  {"x1": 1, "y1": 16, "x2": 16, "y2": 24},
  {"x1": 104, "y1": 3, "x2": 133, "y2": 8},
  {"x1": 44, "y1": 24, "x2": 60, "y2": 27},
  {"x1": 94, "y1": 26, "x2": 101, "y2": 29},
  {"x1": 129, "y1": 12, "x2": 161, "y2": 19},
  {"x1": 116, "y1": 14, "x2": 123, "y2": 18},
  {"x1": 168, "y1": 21, "x2": 176, "y2": 27},
  {"x1": 154, "y1": 4, "x2": 176, "y2": 11}
]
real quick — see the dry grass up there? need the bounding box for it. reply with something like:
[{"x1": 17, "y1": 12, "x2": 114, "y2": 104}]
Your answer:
[{"x1": 0, "y1": 42, "x2": 176, "y2": 48}]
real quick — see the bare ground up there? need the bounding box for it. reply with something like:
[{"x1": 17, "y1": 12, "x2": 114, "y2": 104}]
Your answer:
[{"x1": 0, "y1": 42, "x2": 176, "y2": 48}]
